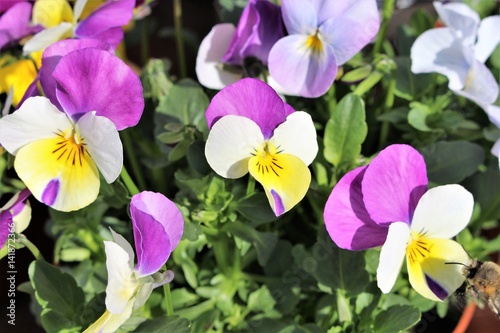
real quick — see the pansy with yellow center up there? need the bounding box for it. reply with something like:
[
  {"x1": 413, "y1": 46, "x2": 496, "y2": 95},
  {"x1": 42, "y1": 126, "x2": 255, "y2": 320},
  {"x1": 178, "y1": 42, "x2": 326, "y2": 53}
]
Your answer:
[
  {"x1": 205, "y1": 78, "x2": 318, "y2": 216},
  {"x1": 268, "y1": 0, "x2": 380, "y2": 97},
  {"x1": 23, "y1": 0, "x2": 135, "y2": 53},
  {"x1": 0, "y1": 40, "x2": 144, "y2": 212},
  {"x1": 324, "y1": 144, "x2": 473, "y2": 301}
]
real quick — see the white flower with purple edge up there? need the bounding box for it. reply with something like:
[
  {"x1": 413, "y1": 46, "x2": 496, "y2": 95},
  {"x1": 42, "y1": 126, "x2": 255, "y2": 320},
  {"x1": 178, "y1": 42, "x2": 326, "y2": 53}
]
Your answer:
[
  {"x1": 0, "y1": 39, "x2": 144, "y2": 212},
  {"x1": 84, "y1": 191, "x2": 184, "y2": 333}
]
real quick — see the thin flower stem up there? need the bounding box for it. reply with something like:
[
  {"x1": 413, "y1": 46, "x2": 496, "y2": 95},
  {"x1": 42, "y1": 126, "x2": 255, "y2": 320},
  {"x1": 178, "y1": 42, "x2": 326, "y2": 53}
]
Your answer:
[
  {"x1": 174, "y1": 0, "x2": 187, "y2": 79},
  {"x1": 163, "y1": 281, "x2": 175, "y2": 316},
  {"x1": 121, "y1": 130, "x2": 147, "y2": 191},
  {"x1": 378, "y1": 72, "x2": 396, "y2": 149},
  {"x1": 246, "y1": 176, "x2": 256, "y2": 196},
  {"x1": 373, "y1": 0, "x2": 396, "y2": 55},
  {"x1": 19, "y1": 235, "x2": 45, "y2": 261},
  {"x1": 120, "y1": 166, "x2": 140, "y2": 196}
]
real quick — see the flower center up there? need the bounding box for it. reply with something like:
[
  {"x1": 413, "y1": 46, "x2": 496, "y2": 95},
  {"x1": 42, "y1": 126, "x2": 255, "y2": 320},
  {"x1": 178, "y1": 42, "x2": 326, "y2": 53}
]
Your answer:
[
  {"x1": 306, "y1": 31, "x2": 323, "y2": 54},
  {"x1": 52, "y1": 128, "x2": 88, "y2": 167},
  {"x1": 251, "y1": 141, "x2": 284, "y2": 177},
  {"x1": 407, "y1": 232, "x2": 431, "y2": 265}
]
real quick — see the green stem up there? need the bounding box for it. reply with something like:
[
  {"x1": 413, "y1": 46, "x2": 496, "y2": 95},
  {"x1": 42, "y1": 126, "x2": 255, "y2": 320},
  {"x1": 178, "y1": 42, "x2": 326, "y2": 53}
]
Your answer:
[
  {"x1": 173, "y1": 0, "x2": 187, "y2": 78},
  {"x1": 19, "y1": 236, "x2": 45, "y2": 261},
  {"x1": 210, "y1": 234, "x2": 231, "y2": 275},
  {"x1": 163, "y1": 282, "x2": 174, "y2": 316},
  {"x1": 246, "y1": 176, "x2": 256, "y2": 196},
  {"x1": 373, "y1": 0, "x2": 396, "y2": 55},
  {"x1": 378, "y1": 73, "x2": 396, "y2": 149},
  {"x1": 121, "y1": 130, "x2": 147, "y2": 191},
  {"x1": 120, "y1": 166, "x2": 140, "y2": 196}
]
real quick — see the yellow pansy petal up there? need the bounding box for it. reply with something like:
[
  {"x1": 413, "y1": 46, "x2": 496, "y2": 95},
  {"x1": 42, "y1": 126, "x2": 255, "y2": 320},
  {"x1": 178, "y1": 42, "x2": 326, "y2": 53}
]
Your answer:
[
  {"x1": 249, "y1": 149, "x2": 311, "y2": 216},
  {"x1": 407, "y1": 237, "x2": 468, "y2": 301},
  {"x1": 79, "y1": 0, "x2": 105, "y2": 20},
  {"x1": 15, "y1": 134, "x2": 100, "y2": 212},
  {"x1": 0, "y1": 59, "x2": 38, "y2": 106},
  {"x1": 32, "y1": 0, "x2": 73, "y2": 27},
  {"x1": 83, "y1": 298, "x2": 134, "y2": 333}
]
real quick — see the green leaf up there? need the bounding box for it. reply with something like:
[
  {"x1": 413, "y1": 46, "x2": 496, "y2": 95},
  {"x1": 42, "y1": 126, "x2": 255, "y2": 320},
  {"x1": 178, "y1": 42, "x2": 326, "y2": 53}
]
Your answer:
[
  {"x1": 247, "y1": 285, "x2": 277, "y2": 313},
  {"x1": 324, "y1": 93, "x2": 367, "y2": 168},
  {"x1": 313, "y1": 228, "x2": 369, "y2": 296},
  {"x1": 237, "y1": 192, "x2": 279, "y2": 226},
  {"x1": 373, "y1": 305, "x2": 421, "y2": 333},
  {"x1": 228, "y1": 222, "x2": 278, "y2": 266},
  {"x1": 408, "y1": 102, "x2": 434, "y2": 132},
  {"x1": 134, "y1": 316, "x2": 191, "y2": 333},
  {"x1": 40, "y1": 309, "x2": 81, "y2": 333},
  {"x1": 340, "y1": 65, "x2": 373, "y2": 83},
  {"x1": 29, "y1": 261, "x2": 85, "y2": 332},
  {"x1": 156, "y1": 78, "x2": 209, "y2": 133},
  {"x1": 420, "y1": 141, "x2": 485, "y2": 184},
  {"x1": 187, "y1": 140, "x2": 211, "y2": 175},
  {"x1": 394, "y1": 57, "x2": 433, "y2": 100}
]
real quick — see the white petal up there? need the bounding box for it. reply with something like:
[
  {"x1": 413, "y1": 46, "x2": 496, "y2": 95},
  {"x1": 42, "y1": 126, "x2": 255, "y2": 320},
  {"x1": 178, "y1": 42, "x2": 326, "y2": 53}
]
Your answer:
[
  {"x1": 411, "y1": 185, "x2": 473, "y2": 239},
  {"x1": 377, "y1": 222, "x2": 410, "y2": 293},
  {"x1": 83, "y1": 299, "x2": 134, "y2": 333},
  {"x1": 0, "y1": 97, "x2": 71, "y2": 155},
  {"x1": 13, "y1": 201, "x2": 31, "y2": 234},
  {"x1": 453, "y1": 59, "x2": 499, "y2": 106},
  {"x1": 73, "y1": 0, "x2": 88, "y2": 22},
  {"x1": 433, "y1": 2, "x2": 479, "y2": 45},
  {"x1": 269, "y1": 111, "x2": 318, "y2": 166},
  {"x1": 109, "y1": 228, "x2": 135, "y2": 270},
  {"x1": 76, "y1": 112, "x2": 123, "y2": 183},
  {"x1": 475, "y1": 16, "x2": 500, "y2": 63},
  {"x1": 205, "y1": 115, "x2": 264, "y2": 178},
  {"x1": 484, "y1": 104, "x2": 500, "y2": 128},
  {"x1": 104, "y1": 241, "x2": 139, "y2": 314},
  {"x1": 492, "y1": 139, "x2": 500, "y2": 158},
  {"x1": 22, "y1": 22, "x2": 73, "y2": 55},
  {"x1": 411, "y1": 28, "x2": 473, "y2": 90},
  {"x1": 195, "y1": 23, "x2": 241, "y2": 90}
]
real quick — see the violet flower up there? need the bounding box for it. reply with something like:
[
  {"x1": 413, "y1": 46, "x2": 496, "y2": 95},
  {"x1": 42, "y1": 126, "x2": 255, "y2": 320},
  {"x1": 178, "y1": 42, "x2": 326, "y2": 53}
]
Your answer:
[
  {"x1": 268, "y1": 0, "x2": 380, "y2": 97},
  {"x1": 0, "y1": 1, "x2": 42, "y2": 50},
  {"x1": 23, "y1": 0, "x2": 135, "y2": 53},
  {"x1": 324, "y1": 144, "x2": 473, "y2": 301},
  {"x1": 204, "y1": 78, "x2": 318, "y2": 216},
  {"x1": 0, "y1": 39, "x2": 144, "y2": 212},
  {"x1": 84, "y1": 191, "x2": 184, "y2": 333},
  {"x1": 196, "y1": 0, "x2": 285, "y2": 91},
  {"x1": 0, "y1": 188, "x2": 31, "y2": 249}
]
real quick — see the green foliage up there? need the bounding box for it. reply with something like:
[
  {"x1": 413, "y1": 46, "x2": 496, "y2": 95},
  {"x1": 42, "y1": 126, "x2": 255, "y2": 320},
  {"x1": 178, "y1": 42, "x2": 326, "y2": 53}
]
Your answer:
[{"x1": 324, "y1": 93, "x2": 368, "y2": 169}]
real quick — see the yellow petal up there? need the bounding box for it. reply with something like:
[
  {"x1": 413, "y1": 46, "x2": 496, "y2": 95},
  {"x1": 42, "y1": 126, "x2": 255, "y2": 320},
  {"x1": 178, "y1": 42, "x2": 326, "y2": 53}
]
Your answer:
[
  {"x1": 83, "y1": 298, "x2": 134, "y2": 333},
  {"x1": 79, "y1": 0, "x2": 106, "y2": 20},
  {"x1": 14, "y1": 130, "x2": 100, "y2": 212},
  {"x1": 0, "y1": 59, "x2": 38, "y2": 106},
  {"x1": 406, "y1": 237, "x2": 468, "y2": 301},
  {"x1": 32, "y1": 0, "x2": 74, "y2": 27},
  {"x1": 248, "y1": 142, "x2": 311, "y2": 215}
]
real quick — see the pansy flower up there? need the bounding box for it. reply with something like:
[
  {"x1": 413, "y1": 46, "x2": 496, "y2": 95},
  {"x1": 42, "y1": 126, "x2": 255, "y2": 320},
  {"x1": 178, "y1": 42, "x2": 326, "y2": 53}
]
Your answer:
[
  {"x1": 196, "y1": 0, "x2": 285, "y2": 91},
  {"x1": 205, "y1": 78, "x2": 318, "y2": 216},
  {"x1": 411, "y1": 2, "x2": 500, "y2": 106},
  {"x1": 324, "y1": 144, "x2": 473, "y2": 301},
  {"x1": 0, "y1": 39, "x2": 144, "y2": 212},
  {"x1": 268, "y1": 0, "x2": 380, "y2": 98},
  {"x1": 23, "y1": 0, "x2": 135, "y2": 54},
  {"x1": 0, "y1": 188, "x2": 31, "y2": 249},
  {"x1": 84, "y1": 191, "x2": 184, "y2": 333},
  {"x1": 0, "y1": 1, "x2": 43, "y2": 106}
]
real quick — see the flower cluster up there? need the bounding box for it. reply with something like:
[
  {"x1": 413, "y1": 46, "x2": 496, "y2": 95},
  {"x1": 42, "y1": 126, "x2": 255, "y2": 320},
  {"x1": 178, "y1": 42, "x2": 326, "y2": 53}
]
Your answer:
[
  {"x1": 197, "y1": 0, "x2": 380, "y2": 97},
  {"x1": 1, "y1": 0, "x2": 499, "y2": 331}
]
